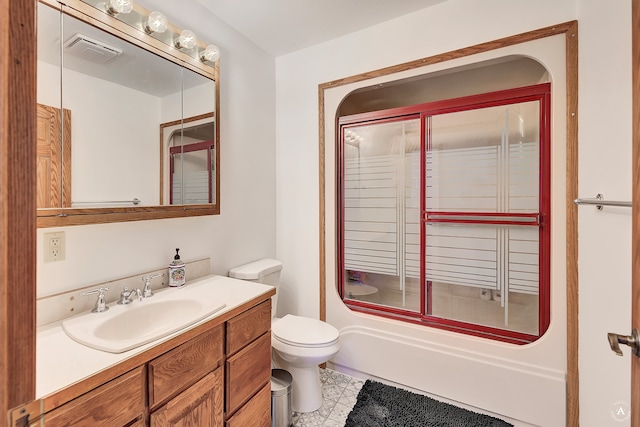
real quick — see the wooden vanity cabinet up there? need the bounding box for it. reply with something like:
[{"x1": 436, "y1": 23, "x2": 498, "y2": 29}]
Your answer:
[
  {"x1": 22, "y1": 296, "x2": 274, "y2": 427},
  {"x1": 226, "y1": 299, "x2": 271, "y2": 355},
  {"x1": 148, "y1": 325, "x2": 224, "y2": 410},
  {"x1": 226, "y1": 333, "x2": 271, "y2": 416},
  {"x1": 150, "y1": 368, "x2": 224, "y2": 427},
  {"x1": 148, "y1": 325, "x2": 225, "y2": 426},
  {"x1": 37, "y1": 366, "x2": 145, "y2": 427},
  {"x1": 225, "y1": 383, "x2": 271, "y2": 427},
  {"x1": 225, "y1": 299, "x2": 272, "y2": 427}
]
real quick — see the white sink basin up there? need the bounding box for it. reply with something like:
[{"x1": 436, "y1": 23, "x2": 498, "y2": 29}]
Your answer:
[{"x1": 62, "y1": 282, "x2": 226, "y2": 353}]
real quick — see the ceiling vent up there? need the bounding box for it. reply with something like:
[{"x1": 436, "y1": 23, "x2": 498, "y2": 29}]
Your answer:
[{"x1": 64, "y1": 33, "x2": 122, "y2": 64}]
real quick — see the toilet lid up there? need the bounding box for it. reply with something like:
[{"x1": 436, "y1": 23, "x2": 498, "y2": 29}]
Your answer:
[{"x1": 272, "y1": 314, "x2": 339, "y2": 348}]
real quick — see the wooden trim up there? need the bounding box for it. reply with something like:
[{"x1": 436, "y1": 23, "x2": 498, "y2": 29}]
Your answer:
[
  {"x1": 318, "y1": 21, "x2": 579, "y2": 425},
  {"x1": 631, "y1": 1, "x2": 639, "y2": 425},
  {"x1": 319, "y1": 22, "x2": 576, "y2": 92},
  {"x1": 0, "y1": 0, "x2": 37, "y2": 417},
  {"x1": 564, "y1": 20, "x2": 579, "y2": 427},
  {"x1": 318, "y1": 85, "x2": 327, "y2": 322},
  {"x1": 160, "y1": 112, "x2": 216, "y2": 131},
  {"x1": 37, "y1": 204, "x2": 220, "y2": 227},
  {"x1": 62, "y1": 108, "x2": 72, "y2": 207}
]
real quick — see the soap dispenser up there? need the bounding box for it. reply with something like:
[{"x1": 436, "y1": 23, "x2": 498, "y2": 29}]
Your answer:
[{"x1": 168, "y1": 248, "x2": 186, "y2": 287}]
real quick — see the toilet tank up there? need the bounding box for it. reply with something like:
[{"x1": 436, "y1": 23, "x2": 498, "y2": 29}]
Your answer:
[
  {"x1": 228, "y1": 259, "x2": 282, "y2": 285},
  {"x1": 229, "y1": 259, "x2": 282, "y2": 317}
]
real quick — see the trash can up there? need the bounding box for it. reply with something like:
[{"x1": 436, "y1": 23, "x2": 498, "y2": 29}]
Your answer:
[{"x1": 271, "y1": 369, "x2": 292, "y2": 427}]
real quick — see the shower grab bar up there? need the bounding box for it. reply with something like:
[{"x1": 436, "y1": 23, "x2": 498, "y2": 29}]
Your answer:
[
  {"x1": 73, "y1": 198, "x2": 141, "y2": 205},
  {"x1": 573, "y1": 194, "x2": 631, "y2": 210}
]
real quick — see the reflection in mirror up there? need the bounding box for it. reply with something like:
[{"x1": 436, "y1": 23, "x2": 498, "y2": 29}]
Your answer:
[
  {"x1": 36, "y1": 0, "x2": 220, "y2": 226},
  {"x1": 60, "y1": 9, "x2": 183, "y2": 207},
  {"x1": 160, "y1": 113, "x2": 217, "y2": 205},
  {"x1": 36, "y1": 2, "x2": 69, "y2": 209}
]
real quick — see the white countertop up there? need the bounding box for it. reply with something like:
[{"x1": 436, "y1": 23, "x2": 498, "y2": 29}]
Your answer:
[{"x1": 36, "y1": 274, "x2": 274, "y2": 398}]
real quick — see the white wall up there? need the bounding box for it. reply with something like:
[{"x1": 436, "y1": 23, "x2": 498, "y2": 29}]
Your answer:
[
  {"x1": 276, "y1": 0, "x2": 632, "y2": 426},
  {"x1": 66, "y1": 68, "x2": 161, "y2": 205},
  {"x1": 576, "y1": 0, "x2": 632, "y2": 426},
  {"x1": 37, "y1": 1, "x2": 277, "y2": 297}
]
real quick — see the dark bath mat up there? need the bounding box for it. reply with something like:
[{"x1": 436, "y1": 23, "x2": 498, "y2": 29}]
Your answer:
[{"x1": 344, "y1": 380, "x2": 513, "y2": 427}]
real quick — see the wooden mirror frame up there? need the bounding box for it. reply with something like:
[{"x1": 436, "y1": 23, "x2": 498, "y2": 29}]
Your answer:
[{"x1": 36, "y1": 0, "x2": 221, "y2": 228}]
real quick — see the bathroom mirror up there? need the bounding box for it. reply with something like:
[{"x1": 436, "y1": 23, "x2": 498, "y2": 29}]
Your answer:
[{"x1": 36, "y1": 0, "x2": 220, "y2": 227}]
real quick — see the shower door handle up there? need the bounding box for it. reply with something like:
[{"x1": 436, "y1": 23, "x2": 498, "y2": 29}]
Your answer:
[{"x1": 607, "y1": 328, "x2": 640, "y2": 357}]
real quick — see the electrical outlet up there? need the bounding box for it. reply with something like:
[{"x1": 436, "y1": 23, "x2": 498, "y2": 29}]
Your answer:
[{"x1": 44, "y1": 231, "x2": 65, "y2": 263}]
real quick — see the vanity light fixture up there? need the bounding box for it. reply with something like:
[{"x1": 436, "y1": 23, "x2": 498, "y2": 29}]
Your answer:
[
  {"x1": 144, "y1": 11, "x2": 168, "y2": 34},
  {"x1": 175, "y1": 30, "x2": 197, "y2": 50},
  {"x1": 82, "y1": 0, "x2": 220, "y2": 63},
  {"x1": 200, "y1": 44, "x2": 220, "y2": 63},
  {"x1": 106, "y1": 0, "x2": 134, "y2": 16}
]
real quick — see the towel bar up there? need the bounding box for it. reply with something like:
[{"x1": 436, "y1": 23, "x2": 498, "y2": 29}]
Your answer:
[
  {"x1": 72, "y1": 198, "x2": 141, "y2": 205},
  {"x1": 573, "y1": 194, "x2": 631, "y2": 210}
]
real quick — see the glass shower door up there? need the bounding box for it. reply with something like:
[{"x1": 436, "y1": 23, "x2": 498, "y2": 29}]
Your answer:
[
  {"x1": 342, "y1": 117, "x2": 421, "y2": 313},
  {"x1": 425, "y1": 100, "x2": 543, "y2": 335}
]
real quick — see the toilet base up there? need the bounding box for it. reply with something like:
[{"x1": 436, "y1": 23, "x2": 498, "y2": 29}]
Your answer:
[
  {"x1": 272, "y1": 352, "x2": 323, "y2": 413},
  {"x1": 287, "y1": 364, "x2": 324, "y2": 413}
]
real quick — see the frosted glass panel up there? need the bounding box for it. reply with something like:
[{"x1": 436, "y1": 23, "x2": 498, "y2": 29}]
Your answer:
[
  {"x1": 427, "y1": 102, "x2": 540, "y2": 213},
  {"x1": 426, "y1": 223, "x2": 539, "y2": 335},
  {"x1": 343, "y1": 119, "x2": 420, "y2": 311},
  {"x1": 425, "y1": 100, "x2": 541, "y2": 335}
]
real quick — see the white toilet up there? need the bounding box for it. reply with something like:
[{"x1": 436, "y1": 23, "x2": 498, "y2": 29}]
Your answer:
[{"x1": 228, "y1": 259, "x2": 340, "y2": 413}]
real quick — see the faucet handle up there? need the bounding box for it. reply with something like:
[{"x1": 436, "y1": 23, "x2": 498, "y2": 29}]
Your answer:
[
  {"x1": 143, "y1": 273, "x2": 164, "y2": 281},
  {"x1": 142, "y1": 273, "x2": 164, "y2": 298},
  {"x1": 82, "y1": 287, "x2": 110, "y2": 313}
]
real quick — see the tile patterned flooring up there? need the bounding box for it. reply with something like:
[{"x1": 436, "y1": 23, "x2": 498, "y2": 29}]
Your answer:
[{"x1": 291, "y1": 368, "x2": 364, "y2": 427}]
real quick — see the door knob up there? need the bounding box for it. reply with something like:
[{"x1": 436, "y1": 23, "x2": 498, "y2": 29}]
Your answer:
[{"x1": 607, "y1": 328, "x2": 640, "y2": 357}]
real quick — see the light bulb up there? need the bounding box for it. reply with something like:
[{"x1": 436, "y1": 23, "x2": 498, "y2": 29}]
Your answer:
[
  {"x1": 106, "y1": 0, "x2": 133, "y2": 15},
  {"x1": 175, "y1": 30, "x2": 196, "y2": 50},
  {"x1": 200, "y1": 44, "x2": 220, "y2": 62},
  {"x1": 145, "y1": 11, "x2": 168, "y2": 34}
]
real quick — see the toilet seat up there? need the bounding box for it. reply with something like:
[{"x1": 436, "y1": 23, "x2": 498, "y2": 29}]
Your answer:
[{"x1": 272, "y1": 314, "x2": 339, "y2": 348}]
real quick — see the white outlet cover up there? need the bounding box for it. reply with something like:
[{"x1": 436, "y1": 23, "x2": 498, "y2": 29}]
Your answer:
[{"x1": 44, "y1": 231, "x2": 65, "y2": 262}]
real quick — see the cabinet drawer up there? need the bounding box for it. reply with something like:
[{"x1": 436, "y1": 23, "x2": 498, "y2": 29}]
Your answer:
[
  {"x1": 149, "y1": 324, "x2": 223, "y2": 409},
  {"x1": 43, "y1": 366, "x2": 145, "y2": 427},
  {"x1": 226, "y1": 382, "x2": 270, "y2": 427},
  {"x1": 150, "y1": 367, "x2": 224, "y2": 427},
  {"x1": 226, "y1": 299, "x2": 271, "y2": 356},
  {"x1": 225, "y1": 332, "x2": 271, "y2": 415}
]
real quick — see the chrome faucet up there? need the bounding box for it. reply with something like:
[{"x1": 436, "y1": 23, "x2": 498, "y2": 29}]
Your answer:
[
  {"x1": 82, "y1": 287, "x2": 110, "y2": 313},
  {"x1": 141, "y1": 273, "x2": 164, "y2": 298},
  {"x1": 118, "y1": 287, "x2": 142, "y2": 305}
]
